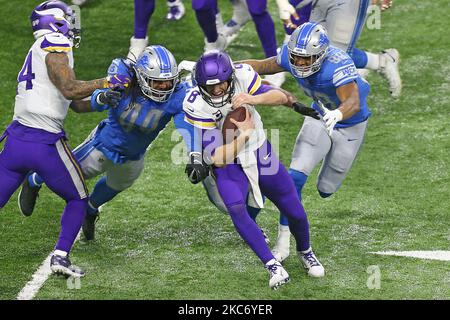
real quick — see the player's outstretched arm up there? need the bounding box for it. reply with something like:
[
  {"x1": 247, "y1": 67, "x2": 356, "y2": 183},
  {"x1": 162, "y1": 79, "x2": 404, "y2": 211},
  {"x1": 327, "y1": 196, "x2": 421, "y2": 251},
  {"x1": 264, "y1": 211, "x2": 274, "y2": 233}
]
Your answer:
[
  {"x1": 231, "y1": 89, "x2": 288, "y2": 108},
  {"x1": 237, "y1": 57, "x2": 284, "y2": 76},
  {"x1": 46, "y1": 52, "x2": 108, "y2": 100},
  {"x1": 69, "y1": 89, "x2": 122, "y2": 113},
  {"x1": 232, "y1": 88, "x2": 320, "y2": 120}
]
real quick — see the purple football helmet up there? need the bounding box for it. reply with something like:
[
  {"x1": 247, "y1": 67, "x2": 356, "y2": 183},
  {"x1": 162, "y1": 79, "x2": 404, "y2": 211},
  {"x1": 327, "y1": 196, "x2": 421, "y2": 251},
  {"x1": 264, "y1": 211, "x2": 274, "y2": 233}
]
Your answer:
[
  {"x1": 194, "y1": 50, "x2": 235, "y2": 108},
  {"x1": 30, "y1": 1, "x2": 81, "y2": 47}
]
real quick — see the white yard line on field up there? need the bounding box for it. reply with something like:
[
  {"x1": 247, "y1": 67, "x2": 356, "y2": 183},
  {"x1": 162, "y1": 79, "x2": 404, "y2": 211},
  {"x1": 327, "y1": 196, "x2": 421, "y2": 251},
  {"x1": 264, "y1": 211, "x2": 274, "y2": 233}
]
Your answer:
[
  {"x1": 16, "y1": 232, "x2": 82, "y2": 300},
  {"x1": 371, "y1": 250, "x2": 450, "y2": 261}
]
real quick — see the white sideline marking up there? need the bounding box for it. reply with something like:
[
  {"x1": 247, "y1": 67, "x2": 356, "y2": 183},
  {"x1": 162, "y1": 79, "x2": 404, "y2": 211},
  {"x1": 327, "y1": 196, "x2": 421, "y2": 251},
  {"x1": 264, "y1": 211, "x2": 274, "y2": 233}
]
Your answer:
[
  {"x1": 16, "y1": 254, "x2": 53, "y2": 300},
  {"x1": 16, "y1": 232, "x2": 82, "y2": 300},
  {"x1": 371, "y1": 250, "x2": 450, "y2": 261}
]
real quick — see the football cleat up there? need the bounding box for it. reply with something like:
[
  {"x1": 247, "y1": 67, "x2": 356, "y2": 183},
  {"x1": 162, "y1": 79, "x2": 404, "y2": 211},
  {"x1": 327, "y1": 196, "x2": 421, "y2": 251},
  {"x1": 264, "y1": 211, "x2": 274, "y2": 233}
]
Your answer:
[
  {"x1": 379, "y1": 48, "x2": 402, "y2": 98},
  {"x1": 271, "y1": 224, "x2": 290, "y2": 262},
  {"x1": 166, "y1": 0, "x2": 185, "y2": 21},
  {"x1": 222, "y1": 0, "x2": 251, "y2": 37},
  {"x1": 263, "y1": 73, "x2": 286, "y2": 88},
  {"x1": 50, "y1": 254, "x2": 85, "y2": 278},
  {"x1": 18, "y1": 173, "x2": 41, "y2": 217},
  {"x1": 127, "y1": 36, "x2": 148, "y2": 63},
  {"x1": 298, "y1": 248, "x2": 325, "y2": 277},
  {"x1": 265, "y1": 259, "x2": 290, "y2": 290},
  {"x1": 204, "y1": 33, "x2": 228, "y2": 52},
  {"x1": 82, "y1": 212, "x2": 99, "y2": 241}
]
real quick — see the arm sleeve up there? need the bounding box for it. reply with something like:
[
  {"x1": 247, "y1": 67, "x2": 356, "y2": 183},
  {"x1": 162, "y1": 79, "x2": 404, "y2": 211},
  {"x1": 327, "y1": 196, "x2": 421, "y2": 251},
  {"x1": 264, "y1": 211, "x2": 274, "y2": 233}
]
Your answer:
[
  {"x1": 245, "y1": 68, "x2": 263, "y2": 95},
  {"x1": 252, "y1": 84, "x2": 274, "y2": 95},
  {"x1": 332, "y1": 61, "x2": 358, "y2": 88},
  {"x1": 90, "y1": 88, "x2": 109, "y2": 111}
]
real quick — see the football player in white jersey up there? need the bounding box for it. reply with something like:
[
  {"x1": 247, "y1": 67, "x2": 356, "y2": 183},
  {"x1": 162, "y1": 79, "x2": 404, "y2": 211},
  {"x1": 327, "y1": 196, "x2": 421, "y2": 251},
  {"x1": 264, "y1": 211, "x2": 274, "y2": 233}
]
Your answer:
[
  {"x1": 0, "y1": 1, "x2": 128, "y2": 278},
  {"x1": 183, "y1": 50, "x2": 325, "y2": 289}
]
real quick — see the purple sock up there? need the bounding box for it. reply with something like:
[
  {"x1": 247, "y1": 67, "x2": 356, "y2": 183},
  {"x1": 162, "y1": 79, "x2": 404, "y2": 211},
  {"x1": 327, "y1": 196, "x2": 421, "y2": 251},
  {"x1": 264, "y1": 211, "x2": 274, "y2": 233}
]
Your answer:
[
  {"x1": 134, "y1": 0, "x2": 155, "y2": 39},
  {"x1": 250, "y1": 11, "x2": 277, "y2": 58},
  {"x1": 55, "y1": 199, "x2": 87, "y2": 253},
  {"x1": 227, "y1": 203, "x2": 274, "y2": 264}
]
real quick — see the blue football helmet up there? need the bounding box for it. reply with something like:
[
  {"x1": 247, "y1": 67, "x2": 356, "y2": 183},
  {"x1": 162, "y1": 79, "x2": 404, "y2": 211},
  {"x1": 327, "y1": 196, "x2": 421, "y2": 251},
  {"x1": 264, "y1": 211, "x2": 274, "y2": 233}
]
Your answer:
[
  {"x1": 134, "y1": 45, "x2": 179, "y2": 102},
  {"x1": 287, "y1": 22, "x2": 329, "y2": 78}
]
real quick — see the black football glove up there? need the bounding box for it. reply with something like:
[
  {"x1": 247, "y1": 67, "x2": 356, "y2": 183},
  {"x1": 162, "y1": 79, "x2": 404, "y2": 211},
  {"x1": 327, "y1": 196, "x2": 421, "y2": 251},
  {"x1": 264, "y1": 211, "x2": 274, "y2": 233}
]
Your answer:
[
  {"x1": 185, "y1": 152, "x2": 210, "y2": 184},
  {"x1": 292, "y1": 102, "x2": 320, "y2": 120},
  {"x1": 98, "y1": 90, "x2": 122, "y2": 108}
]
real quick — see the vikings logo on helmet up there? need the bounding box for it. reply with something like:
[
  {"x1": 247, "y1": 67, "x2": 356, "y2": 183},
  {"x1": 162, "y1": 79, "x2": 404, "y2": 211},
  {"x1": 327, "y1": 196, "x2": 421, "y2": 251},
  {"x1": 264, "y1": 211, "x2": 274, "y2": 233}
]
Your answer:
[
  {"x1": 30, "y1": 1, "x2": 81, "y2": 47},
  {"x1": 194, "y1": 50, "x2": 236, "y2": 108}
]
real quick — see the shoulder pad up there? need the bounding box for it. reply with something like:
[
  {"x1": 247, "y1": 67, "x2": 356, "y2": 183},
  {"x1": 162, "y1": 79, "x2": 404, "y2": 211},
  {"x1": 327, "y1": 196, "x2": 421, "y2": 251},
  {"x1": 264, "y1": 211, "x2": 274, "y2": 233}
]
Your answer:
[{"x1": 40, "y1": 33, "x2": 72, "y2": 53}]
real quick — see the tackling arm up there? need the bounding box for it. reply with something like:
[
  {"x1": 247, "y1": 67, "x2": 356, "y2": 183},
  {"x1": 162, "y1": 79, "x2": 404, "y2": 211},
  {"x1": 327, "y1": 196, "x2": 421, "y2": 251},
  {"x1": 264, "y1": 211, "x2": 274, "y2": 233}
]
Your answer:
[
  {"x1": 237, "y1": 57, "x2": 284, "y2": 75},
  {"x1": 46, "y1": 52, "x2": 107, "y2": 100},
  {"x1": 231, "y1": 88, "x2": 289, "y2": 108},
  {"x1": 231, "y1": 87, "x2": 320, "y2": 119}
]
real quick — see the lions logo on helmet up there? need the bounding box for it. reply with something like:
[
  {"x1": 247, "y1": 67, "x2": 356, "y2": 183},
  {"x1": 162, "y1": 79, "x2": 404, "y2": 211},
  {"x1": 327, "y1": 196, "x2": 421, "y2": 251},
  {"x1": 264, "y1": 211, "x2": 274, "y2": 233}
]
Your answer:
[
  {"x1": 30, "y1": 1, "x2": 81, "y2": 47},
  {"x1": 287, "y1": 22, "x2": 330, "y2": 78},
  {"x1": 134, "y1": 45, "x2": 179, "y2": 103}
]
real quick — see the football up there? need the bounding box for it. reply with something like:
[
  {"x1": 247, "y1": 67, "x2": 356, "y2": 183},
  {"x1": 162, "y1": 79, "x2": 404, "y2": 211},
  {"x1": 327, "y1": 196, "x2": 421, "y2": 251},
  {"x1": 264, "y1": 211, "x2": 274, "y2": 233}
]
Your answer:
[{"x1": 222, "y1": 106, "x2": 247, "y2": 143}]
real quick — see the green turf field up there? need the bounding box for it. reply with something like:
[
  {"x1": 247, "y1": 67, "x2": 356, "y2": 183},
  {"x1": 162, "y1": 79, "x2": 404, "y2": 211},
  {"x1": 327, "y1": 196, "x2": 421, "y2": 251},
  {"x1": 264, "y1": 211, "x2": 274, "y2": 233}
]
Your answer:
[{"x1": 0, "y1": 0, "x2": 449, "y2": 300}]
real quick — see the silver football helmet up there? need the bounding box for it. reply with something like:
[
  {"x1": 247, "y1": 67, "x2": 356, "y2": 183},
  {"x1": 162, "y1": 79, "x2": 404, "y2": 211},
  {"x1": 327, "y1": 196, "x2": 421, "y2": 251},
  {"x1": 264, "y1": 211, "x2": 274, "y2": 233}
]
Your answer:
[
  {"x1": 134, "y1": 45, "x2": 179, "y2": 102},
  {"x1": 287, "y1": 22, "x2": 329, "y2": 78}
]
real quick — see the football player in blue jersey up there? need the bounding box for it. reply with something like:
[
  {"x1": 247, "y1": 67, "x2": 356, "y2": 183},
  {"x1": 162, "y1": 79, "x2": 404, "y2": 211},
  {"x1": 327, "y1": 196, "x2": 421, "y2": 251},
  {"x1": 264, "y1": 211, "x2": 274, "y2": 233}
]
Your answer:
[
  {"x1": 276, "y1": 0, "x2": 401, "y2": 97},
  {"x1": 18, "y1": 45, "x2": 200, "y2": 241},
  {"x1": 241, "y1": 22, "x2": 371, "y2": 262}
]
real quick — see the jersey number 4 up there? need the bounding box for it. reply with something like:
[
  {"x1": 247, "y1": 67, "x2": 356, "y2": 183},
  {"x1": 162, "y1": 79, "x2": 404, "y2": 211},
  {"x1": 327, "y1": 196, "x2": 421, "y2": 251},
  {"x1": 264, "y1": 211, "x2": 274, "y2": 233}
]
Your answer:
[{"x1": 18, "y1": 51, "x2": 35, "y2": 90}]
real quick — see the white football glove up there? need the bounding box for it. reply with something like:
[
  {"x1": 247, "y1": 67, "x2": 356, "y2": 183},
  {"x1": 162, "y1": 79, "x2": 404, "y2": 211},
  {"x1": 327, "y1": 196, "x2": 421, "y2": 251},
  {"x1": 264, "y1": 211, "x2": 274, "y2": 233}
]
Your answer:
[
  {"x1": 320, "y1": 103, "x2": 343, "y2": 137},
  {"x1": 178, "y1": 60, "x2": 196, "y2": 73},
  {"x1": 275, "y1": 0, "x2": 297, "y2": 20}
]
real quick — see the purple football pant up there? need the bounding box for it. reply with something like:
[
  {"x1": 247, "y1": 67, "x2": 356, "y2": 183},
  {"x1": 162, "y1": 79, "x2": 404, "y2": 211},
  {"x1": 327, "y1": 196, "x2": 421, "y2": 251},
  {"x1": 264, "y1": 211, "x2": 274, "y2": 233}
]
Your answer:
[
  {"x1": 192, "y1": 0, "x2": 220, "y2": 43},
  {"x1": 245, "y1": 0, "x2": 278, "y2": 58},
  {"x1": 213, "y1": 140, "x2": 310, "y2": 265},
  {"x1": 0, "y1": 134, "x2": 88, "y2": 253},
  {"x1": 134, "y1": 0, "x2": 156, "y2": 39}
]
